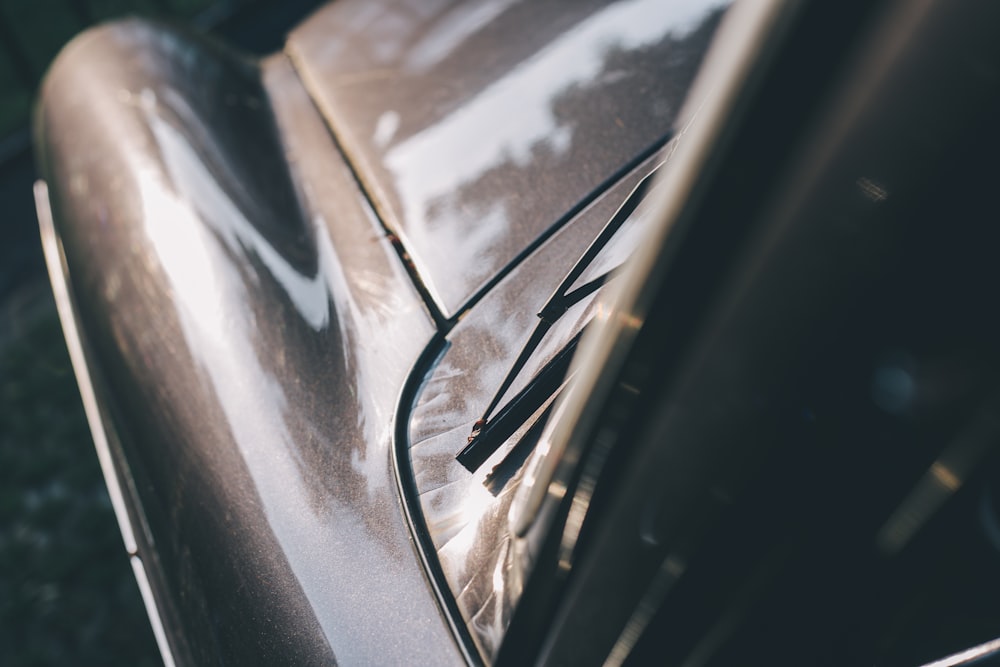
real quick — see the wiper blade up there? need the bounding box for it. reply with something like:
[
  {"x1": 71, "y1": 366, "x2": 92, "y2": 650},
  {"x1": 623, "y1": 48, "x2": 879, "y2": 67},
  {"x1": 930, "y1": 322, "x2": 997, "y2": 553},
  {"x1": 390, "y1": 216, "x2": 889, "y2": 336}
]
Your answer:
[
  {"x1": 457, "y1": 167, "x2": 658, "y2": 472},
  {"x1": 458, "y1": 331, "x2": 582, "y2": 472}
]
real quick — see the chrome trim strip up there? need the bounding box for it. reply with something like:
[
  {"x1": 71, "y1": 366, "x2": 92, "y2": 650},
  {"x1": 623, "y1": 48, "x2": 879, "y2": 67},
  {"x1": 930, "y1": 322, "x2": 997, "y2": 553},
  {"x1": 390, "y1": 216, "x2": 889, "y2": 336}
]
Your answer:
[
  {"x1": 131, "y1": 556, "x2": 178, "y2": 667},
  {"x1": 36, "y1": 179, "x2": 178, "y2": 667},
  {"x1": 921, "y1": 638, "x2": 1000, "y2": 667},
  {"x1": 35, "y1": 180, "x2": 138, "y2": 555}
]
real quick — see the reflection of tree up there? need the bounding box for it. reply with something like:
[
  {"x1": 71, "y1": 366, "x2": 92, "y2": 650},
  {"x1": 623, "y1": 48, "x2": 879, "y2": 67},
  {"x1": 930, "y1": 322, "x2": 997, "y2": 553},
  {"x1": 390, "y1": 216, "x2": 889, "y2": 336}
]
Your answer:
[
  {"x1": 302, "y1": 0, "x2": 614, "y2": 140},
  {"x1": 295, "y1": 0, "x2": 727, "y2": 313},
  {"x1": 290, "y1": 0, "x2": 722, "y2": 311},
  {"x1": 421, "y1": 5, "x2": 727, "y2": 305}
]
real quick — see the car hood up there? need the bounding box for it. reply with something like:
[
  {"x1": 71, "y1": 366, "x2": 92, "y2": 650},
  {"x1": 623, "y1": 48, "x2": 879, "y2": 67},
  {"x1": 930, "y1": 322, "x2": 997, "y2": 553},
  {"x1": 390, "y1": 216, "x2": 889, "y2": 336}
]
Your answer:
[
  {"x1": 32, "y1": 2, "x2": 727, "y2": 664},
  {"x1": 288, "y1": 0, "x2": 726, "y2": 317}
]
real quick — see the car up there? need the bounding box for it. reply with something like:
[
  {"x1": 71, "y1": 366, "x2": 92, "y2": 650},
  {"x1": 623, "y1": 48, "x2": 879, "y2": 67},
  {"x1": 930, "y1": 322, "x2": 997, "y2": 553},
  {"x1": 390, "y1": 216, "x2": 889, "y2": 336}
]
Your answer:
[{"x1": 32, "y1": 0, "x2": 1000, "y2": 664}]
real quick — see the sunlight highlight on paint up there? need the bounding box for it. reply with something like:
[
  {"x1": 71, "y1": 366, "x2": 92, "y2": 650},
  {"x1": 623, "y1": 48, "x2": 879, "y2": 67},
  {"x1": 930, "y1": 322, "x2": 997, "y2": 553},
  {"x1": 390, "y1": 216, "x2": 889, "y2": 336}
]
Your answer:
[{"x1": 385, "y1": 0, "x2": 725, "y2": 306}]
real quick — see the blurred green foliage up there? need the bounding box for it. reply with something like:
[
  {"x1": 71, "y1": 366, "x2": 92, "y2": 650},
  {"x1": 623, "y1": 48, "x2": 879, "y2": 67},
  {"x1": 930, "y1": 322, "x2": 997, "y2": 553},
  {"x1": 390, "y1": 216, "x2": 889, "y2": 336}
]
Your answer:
[
  {"x1": 0, "y1": 0, "x2": 216, "y2": 140},
  {"x1": 0, "y1": 45, "x2": 30, "y2": 141},
  {"x1": 0, "y1": 297, "x2": 159, "y2": 666}
]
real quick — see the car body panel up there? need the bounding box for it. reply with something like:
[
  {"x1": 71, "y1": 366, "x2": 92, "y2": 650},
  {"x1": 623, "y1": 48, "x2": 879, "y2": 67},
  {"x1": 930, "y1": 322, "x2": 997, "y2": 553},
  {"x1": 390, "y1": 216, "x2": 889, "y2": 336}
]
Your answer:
[
  {"x1": 288, "y1": 0, "x2": 726, "y2": 317},
  {"x1": 35, "y1": 21, "x2": 463, "y2": 665}
]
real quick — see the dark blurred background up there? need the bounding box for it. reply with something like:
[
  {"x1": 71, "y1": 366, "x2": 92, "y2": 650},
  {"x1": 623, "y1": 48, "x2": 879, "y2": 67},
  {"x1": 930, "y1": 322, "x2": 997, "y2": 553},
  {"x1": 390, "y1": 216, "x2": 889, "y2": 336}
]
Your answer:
[{"x1": 0, "y1": 0, "x2": 320, "y2": 663}]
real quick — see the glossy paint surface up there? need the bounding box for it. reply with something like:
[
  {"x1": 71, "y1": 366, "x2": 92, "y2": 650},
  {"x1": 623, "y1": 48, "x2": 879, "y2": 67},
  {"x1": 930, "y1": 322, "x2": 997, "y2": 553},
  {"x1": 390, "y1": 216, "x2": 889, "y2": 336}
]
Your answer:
[
  {"x1": 35, "y1": 21, "x2": 463, "y2": 665},
  {"x1": 405, "y1": 153, "x2": 662, "y2": 658},
  {"x1": 289, "y1": 0, "x2": 727, "y2": 317}
]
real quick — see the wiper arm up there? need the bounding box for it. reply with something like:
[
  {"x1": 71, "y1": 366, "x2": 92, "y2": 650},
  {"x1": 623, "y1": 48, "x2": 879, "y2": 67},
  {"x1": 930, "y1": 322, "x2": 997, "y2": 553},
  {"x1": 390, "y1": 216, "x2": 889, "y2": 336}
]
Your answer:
[{"x1": 457, "y1": 167, "x2": 658, "y2": 472}]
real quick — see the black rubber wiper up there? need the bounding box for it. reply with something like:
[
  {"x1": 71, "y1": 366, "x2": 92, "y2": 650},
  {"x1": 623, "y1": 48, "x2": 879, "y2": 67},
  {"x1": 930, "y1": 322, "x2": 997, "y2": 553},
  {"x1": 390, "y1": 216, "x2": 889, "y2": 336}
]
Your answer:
[{"x1": 457, "y1": 168, "x2": 658, "y2": 472}]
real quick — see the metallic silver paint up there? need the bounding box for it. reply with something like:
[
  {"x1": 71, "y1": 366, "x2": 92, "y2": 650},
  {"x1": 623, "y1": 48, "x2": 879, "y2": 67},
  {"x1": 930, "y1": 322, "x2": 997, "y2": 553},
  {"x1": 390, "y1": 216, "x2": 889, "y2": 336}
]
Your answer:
[
  {"x1": 35, "y1": 21, "x2": 461, "y2": 665},
  {"x1": 289, "y1": 0, "x2": 727, "y2": 316}
]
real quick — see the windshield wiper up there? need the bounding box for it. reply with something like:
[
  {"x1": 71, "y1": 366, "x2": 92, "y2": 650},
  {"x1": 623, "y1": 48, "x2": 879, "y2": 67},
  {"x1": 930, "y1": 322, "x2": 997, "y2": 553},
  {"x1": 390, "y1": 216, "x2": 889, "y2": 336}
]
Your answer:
[{"x1": 457, "y1": 168, "x2": 658, "y2": 472}]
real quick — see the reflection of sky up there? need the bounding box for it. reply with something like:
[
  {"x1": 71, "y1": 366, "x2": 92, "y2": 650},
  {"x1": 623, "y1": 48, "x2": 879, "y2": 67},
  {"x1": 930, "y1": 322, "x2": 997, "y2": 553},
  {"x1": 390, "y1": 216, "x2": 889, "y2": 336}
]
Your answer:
[
  {"x1": 147, "y1": 88, "x2": 330, "y2": 331},
  {"x1": 385, "y1": 0, "x2": 724, "y2": 309},
  {"x1": 135, "y1": 89, "x2": 441, "y2": 662},
  {"x1": 139, "y1": 99, "x2": 342, "y2": 644},
  {"x1": 148, "y1": 84, "x2": 422, "y2": 494},
  {"x1": 404, "y1": 0, "x2": 519, "y2": 72}
]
